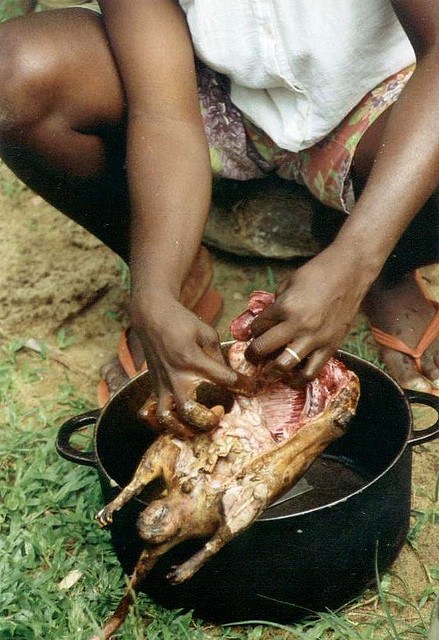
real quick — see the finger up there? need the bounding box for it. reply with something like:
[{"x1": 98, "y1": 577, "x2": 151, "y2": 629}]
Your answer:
[
  {"x1": 197, "y1": 331, "x2": 228, "y2": 364},
  {"x1": 198, "y1": 327, "x2": 260, "y2": 393},
  {"x1": 276, "y1": 344, "x2": 303, "y2": 369},
  {"x1": 263, "y1": 347, "x2": 335, "y2": 388},
  {"x1": 262, "y1": 340, "x2": 310, "y2": 385},
  {"x1": 140, "y1": 393, "x2": 199, "y2": 438},
  {"x1": 140, "y1": 391, "x2": 223, "y2": 437},
  {"x1": 172, "y1": 374, "x2": 237, "y2": 433},
  {"x1": 227, "y1": 370, "x2": 259, "y2": 396},
  {"x1": 248, "y1": 306, "x2": 280, "y2": 338},
  {"x1": 192, "y1": 349, "x2": 259, "y2": 396},
  {"x1": 245, "y1": 322, "x2": 310, "y2": 368},
  {"x1": 194, "y1": 380, "x2": 235, "y2": 413},
  {"x1": 155, "y1": 368, "x2": 225, "y2": 434},
  {"x1": 249, "y1": 315, "x2": 279, "y2": 338},
  {"x1": 274, "y1": 339, "x2": 313, "y2": 371},
  {"x1": 299, "y1": 347, "x2": 337, "y2": 381},
  {"x1": 156, "y1": 392, "x2": 196, "y2": 439}
]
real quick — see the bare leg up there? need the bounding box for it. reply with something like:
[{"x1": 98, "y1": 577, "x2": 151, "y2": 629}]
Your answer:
[
  {"x1": 166, "y1": 522, "x2": 236, "y2": 585},
  {"x1": 0, "y1": 9, "x2": 130, "y2": 258},
  {"x1": 353, "y1": 108, "x2": 439, "y2": 391}
]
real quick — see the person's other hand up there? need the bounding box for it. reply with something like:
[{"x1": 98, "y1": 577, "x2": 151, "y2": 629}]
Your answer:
[{"x1": 245, "y1": 247, "x2": 372, "y2": 384}]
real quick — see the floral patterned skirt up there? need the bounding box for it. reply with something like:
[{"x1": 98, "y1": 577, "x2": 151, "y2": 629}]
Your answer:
[{"x1": 197, "y1": 62, "x2": 415, "y2": 213}]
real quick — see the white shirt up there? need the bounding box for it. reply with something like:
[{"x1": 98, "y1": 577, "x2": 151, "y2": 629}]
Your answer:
[{"x1": 179, "y1": 0, "x2": 416, "y2": 151}]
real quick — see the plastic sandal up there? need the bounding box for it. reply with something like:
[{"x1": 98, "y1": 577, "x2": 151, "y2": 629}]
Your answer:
[{"x1": 370, "y1": 271, "x2": 439, "y2": 396}]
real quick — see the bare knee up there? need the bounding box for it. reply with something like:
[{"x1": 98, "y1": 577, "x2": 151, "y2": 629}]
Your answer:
[
  {"x1": 0, "y1": 11, "x2": 124, "y2": 141},
  {"x1": 0, "y1": 18, "x2": 62, "y2": 139},
  {"x1": 0, "y1": 10, "x2": 125, "y2": 179}
]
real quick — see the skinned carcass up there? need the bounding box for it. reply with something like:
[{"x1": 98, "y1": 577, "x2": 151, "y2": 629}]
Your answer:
[{"x1": 91, "y1": 291, "x2": 360, "y2": 639}]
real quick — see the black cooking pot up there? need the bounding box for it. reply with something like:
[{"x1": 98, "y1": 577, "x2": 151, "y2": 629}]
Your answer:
[{"x1": 56, "y1": 350, "x2": 439, "y2": 623}]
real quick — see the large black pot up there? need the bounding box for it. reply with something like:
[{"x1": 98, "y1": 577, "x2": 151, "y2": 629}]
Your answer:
[{"x1": 57, "y1": 350, "x2": 439, "y2": 623}]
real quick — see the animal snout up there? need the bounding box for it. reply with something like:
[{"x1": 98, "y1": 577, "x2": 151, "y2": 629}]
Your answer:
[{"x1": 137, "y1": 502, "x2": 179, "y2": 543}]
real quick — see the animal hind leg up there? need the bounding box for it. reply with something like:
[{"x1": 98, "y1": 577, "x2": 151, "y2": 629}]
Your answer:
[
  {"x1": 167, "y1": 481, "x2": 268, "y2": 584},
  {"x1": 166, "y1": 525, "x2": 235, "y2": 585}
]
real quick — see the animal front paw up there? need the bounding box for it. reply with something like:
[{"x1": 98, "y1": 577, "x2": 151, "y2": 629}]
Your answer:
[
  {"x1": 166, "y1": 563, "x2": 192, "y2": 585},
  {"x1": 96, "y1": 505, "x2": 115, "y2": 528}
]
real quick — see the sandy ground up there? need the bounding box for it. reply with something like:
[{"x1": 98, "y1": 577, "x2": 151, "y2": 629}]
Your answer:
[{"x1": 0, "y1": 160, "x2": 438, "y2": 628}]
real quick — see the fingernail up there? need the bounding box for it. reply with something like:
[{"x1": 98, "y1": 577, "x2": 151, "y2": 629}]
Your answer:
[{"x1": 276, "y1": 353, "x2": 294, "y2": 368}]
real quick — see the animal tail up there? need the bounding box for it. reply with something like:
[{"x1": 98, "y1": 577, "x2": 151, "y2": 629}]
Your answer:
[
  {"x1": 89, "y1": 539, "x2": 180, "y2": 639},
  {"x1": 88, "y1": 588, "x2": 135, "y2": 640}
]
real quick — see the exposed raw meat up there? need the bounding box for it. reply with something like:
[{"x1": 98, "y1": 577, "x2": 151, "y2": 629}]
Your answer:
[
  {"x1": 229, "y1": 290, "x2": 276, "y2": 341},
  {"x1": 90, "y1": 291, "x2": 360, "y2": 639}
]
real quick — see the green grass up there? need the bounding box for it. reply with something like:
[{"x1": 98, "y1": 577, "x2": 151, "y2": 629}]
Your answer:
[
  {"x1": 0, "y1": 346, "x2": 223, "y2": 640},
  {"x1": 241, "y1": 266, "x2": 278, "y2": 296},
  {"x1": 0, "y1": 1, "x2": 28, "y2": 24}
]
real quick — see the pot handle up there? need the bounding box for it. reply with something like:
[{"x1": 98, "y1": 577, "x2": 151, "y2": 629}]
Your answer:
[
  {"x1": 56, "y1": 409, "x2": 100, "y2": 467},
  {"x1": 405, "y1": 389, "x2": 439, "y2": 446}
]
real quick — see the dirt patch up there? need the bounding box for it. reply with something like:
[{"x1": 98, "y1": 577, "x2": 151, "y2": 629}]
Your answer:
[{"x1": 0, "y1": 164, "x2": 129, "y2": 398}]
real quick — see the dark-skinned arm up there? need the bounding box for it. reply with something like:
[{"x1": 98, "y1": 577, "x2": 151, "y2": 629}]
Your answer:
[
  {"x1": 98, "y1": 0, "x2": 253, "y2": 433},
  {"x1": 247, "y1": 0, "x2": 439, "y2": 379}
]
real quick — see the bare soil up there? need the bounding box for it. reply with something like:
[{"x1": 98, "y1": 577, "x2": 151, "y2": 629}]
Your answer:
[{"x1": 0, "y1": 161, "x2": 438, "y2": 629}]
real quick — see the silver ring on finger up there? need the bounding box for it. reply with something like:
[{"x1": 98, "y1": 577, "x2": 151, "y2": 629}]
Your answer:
[{"x1": 284, "y1": 345, "x2": 301, "y2": 365}]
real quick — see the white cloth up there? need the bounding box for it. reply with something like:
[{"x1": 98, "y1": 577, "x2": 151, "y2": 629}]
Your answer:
[{"x1": 179, "y1": 0, "x2": 416, "y2": 151}]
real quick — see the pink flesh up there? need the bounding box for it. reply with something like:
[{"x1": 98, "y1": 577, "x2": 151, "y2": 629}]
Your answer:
[
  {"x1": 226, "y1": 291, "x2": 354, "y2": 444},
  {"x1": 229, "y1": 291, "x2": 276, "y2": 341},
  {"x1": 222, "y1": 339, "x2": 353, "y2": 448}
]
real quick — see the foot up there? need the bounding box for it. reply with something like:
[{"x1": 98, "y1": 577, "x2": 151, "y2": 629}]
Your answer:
[
  {"x1": 96, "y1": 504, "x2": 117, "y2": 528},
  {"x1": 364, "y1": 271, "x2": 439, "y2": 393}
]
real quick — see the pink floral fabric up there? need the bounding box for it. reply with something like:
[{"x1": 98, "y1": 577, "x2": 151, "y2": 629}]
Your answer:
[{"x1": 198, "y1": 62, "x2": 414, "y2": 212}]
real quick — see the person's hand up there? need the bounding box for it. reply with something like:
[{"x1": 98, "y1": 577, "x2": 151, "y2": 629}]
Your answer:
[
  {"x1": 245, "y1": 246, "x2": 374, "y2": 384},
  {"x1": 131, "y1": 294, "x2": 257, "y2": 438}
]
